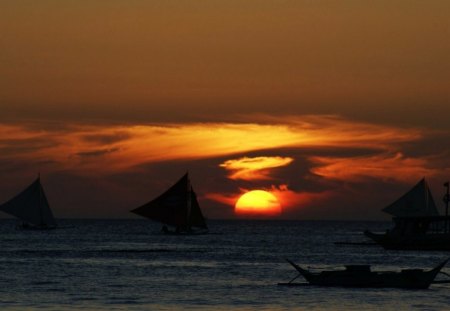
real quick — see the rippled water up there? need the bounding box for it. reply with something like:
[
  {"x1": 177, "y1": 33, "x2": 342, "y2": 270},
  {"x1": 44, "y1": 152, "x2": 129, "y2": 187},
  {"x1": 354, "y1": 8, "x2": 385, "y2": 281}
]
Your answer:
[{"x1": 0, "y1": 219, "x2": 449, "y2": 310}]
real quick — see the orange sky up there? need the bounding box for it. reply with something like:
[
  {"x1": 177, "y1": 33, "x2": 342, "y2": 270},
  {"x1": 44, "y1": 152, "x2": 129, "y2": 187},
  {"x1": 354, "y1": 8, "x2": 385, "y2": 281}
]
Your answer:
[
  {"x1": 0, "y1": 1, "x2": 449, "y2": 219},
  {"x1": 1, "y1": 1, "x2": 450, "y2": 126}
]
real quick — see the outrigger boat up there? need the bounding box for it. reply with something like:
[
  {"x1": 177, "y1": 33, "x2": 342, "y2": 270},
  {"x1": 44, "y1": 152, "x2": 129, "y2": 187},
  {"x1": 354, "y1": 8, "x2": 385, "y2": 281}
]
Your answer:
[
  {"x1": 0, "y1": 175, "x2": 57, "y2": 230},
  {"x1": 364, "y1": 179, "x2": 450, "y2": 250},
  {"x1": 279, "y1": 258, "x2": 450, "y2": 289},
  {"x1": 130, "y1": 173, "x2": 208, "y2": 235}
]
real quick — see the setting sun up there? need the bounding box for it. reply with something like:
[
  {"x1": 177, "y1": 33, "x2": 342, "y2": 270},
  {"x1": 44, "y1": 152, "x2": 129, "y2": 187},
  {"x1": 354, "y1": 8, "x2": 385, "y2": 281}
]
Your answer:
[{"x1": 235, "y1": 190, "x2": 282, "y2": 217}]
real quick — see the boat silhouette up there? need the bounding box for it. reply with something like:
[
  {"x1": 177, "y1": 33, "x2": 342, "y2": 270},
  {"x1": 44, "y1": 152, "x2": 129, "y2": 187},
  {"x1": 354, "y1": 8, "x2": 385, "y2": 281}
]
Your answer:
[
  {"x1": 130, "y1": 173, "x2": 208, "y2": 235},
  {"x1": 280, "y1": 258, "x2": 449, "y2": 289},
  {"x1": 0, "y1": 176, "x2": 57, "y2": 230},
  {"x1": 365, "y1": 178, "x2": 450, "y2": 250}
]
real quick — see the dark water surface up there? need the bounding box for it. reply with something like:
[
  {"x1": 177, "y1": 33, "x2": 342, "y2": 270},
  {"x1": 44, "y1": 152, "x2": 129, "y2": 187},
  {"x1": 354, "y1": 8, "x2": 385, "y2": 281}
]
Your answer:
[{"x1": 0, "y1": 219, "x2": 449, "y2": 310}]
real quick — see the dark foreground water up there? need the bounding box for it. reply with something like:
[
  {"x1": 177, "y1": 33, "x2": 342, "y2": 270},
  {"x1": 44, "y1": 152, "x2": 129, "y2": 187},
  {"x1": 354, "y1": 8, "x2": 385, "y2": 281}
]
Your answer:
[{"x1": 0, "y1": 219, "x2": 449, "y2": 310}]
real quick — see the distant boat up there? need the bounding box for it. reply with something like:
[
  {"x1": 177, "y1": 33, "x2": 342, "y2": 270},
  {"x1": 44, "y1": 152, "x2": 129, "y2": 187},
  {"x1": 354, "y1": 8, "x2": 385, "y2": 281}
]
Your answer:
[
  {"x1": 130, "y1": 173, "x2": 208, "y2": 234},
  {"x1": 0, "y1": 176, "x2": 57, "y2": 230},
  {"x1": 279, "y1": 258, "x2": 449, "y2": 289},
  {"x1": 364, "y1": 178, "x2": 450, "y2": 250}
]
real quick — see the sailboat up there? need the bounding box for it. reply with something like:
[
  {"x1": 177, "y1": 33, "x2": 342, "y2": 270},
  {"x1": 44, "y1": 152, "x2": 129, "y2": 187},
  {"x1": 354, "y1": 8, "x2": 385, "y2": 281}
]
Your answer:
[
  {"x1": 130, "y1": 173, "x2": 208, "y2": 234},
  {"x1": 364, "y1": 178, "x2": 450, "y2": 250},
  {"x1": 280, "y1": 258, "x2": 450, "y2": 289},
  {"x1": 0, "y1": 176, "x2": 57, "y2": 230}
]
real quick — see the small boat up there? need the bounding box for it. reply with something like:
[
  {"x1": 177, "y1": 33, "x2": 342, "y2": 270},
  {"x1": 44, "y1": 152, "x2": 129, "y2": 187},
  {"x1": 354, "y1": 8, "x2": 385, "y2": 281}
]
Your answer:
[
  {"x1": 364, "y1": 178, "x2": 450, "y2": 250},
  {"x1": 279, "y1": 258, "x2": 449, "y2": 289},
  {"x1": 0, "y1": 176, "x2": 57, "y2": 230},
  {"x1": 130, "y1": 173, "x2": 208, "y2": 235}
]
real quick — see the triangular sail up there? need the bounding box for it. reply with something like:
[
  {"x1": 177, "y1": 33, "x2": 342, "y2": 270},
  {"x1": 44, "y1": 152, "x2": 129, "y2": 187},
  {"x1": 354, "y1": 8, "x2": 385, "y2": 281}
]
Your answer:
[
  {"x1": 382, "y1": 178, "x2": 439, "y2": 217},
  {"x1": 131, "y1": 173, "x2": 208, "y2": 229},
  {"x1": 189, "y1": 190, "x2": 208, "y2": 229},
  {"x1": 131, "y1": 173, "x2": 191, "y2": 227},
  {"x1": 0, "y1": 178, "x2": 57, "y2": 227},
  {"x1": 38, "y1": 183, "x2": 57, "y2": 227}
]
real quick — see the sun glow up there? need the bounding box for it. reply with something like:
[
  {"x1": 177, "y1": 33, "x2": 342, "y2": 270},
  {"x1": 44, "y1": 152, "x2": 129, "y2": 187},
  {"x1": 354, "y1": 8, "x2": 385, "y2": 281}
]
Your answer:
[{"x1": 235, "y1": 190, "x2": 282, "y2": 216}]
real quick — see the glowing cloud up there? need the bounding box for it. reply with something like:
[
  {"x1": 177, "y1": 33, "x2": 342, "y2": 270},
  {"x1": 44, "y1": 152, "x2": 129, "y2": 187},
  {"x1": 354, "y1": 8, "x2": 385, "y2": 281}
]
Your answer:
[
  {"x1": 310, "y1": 153, "x2": 437, "y2": 183},
  {"x1": 1, "y1": 113, "x2": 447, "y2": 220},
  {"x1": 269, "y1": 184, "x2": 333, "y2": 212},
  {"x1": 220, "y1": 156, "x2": 294, "y2": 180},
  {"x1": 0, "y1": 115, "x2": 433, "y2": 182}
]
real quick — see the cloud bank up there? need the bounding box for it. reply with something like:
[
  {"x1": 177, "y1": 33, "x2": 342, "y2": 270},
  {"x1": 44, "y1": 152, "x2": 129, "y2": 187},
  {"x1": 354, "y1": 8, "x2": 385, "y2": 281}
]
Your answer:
[{"x1": 0, "y1": 115, "x2": 448, "y2": 219}]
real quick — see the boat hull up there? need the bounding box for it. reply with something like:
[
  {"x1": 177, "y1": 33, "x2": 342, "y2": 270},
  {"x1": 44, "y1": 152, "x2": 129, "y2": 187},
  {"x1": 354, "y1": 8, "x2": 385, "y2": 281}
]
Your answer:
[
  {"x1": 364, "y1": 230, "x2": 450, "y2": 251},
  {"x1": 162, "y1": 229, "x2": 209, "y2": 236},
  {"x1": 285, "y1": 258, "x2": 448, "y2": 289},
  {"x1": 305, "y1": 272, "x2": 436, "y2": 289}
]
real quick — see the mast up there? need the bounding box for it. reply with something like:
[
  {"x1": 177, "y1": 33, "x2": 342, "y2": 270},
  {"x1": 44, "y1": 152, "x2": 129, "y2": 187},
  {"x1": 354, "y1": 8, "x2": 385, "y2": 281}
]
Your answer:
[
  {"x1": 186, "y1": 172, "x2": 192, "y2": 229},
  {"x1": 444, "y1": 182, "x2": 450, "y2": 233},
  {"x1": 38, "y1": 173, "x2": 44, "y2": 227}
]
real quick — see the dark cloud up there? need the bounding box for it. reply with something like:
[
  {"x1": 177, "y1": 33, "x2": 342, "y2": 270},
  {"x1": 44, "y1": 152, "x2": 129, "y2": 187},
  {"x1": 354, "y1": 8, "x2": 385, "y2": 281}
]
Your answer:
[
  {"x1": 0, "y1": 137, "x2": 57, "y2": 155},
  {"x1": 75, "y1": 148, "x2": 121, "y2": 158},
  {"x1": 81, "y1": 132, "x2": 132, "y2": 145},
  {"x1": 400, "y1": 131, "x2": 450, "y2": 158}
]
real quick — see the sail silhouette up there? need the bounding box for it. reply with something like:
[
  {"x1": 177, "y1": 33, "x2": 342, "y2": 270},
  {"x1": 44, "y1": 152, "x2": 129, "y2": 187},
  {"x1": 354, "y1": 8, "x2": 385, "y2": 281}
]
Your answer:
[
  {"x1": 131, "y1": 173, "x2": 208, "y2": 232},
  {"x1": 382, "y1": 178, "x2": 439, "y2": 217},
  {"x1": 364, "y1": 178, "x2": 450, "y2": 250},
  {"x1": 0, "y1": 177, "x2": 57, "y2": 229}
]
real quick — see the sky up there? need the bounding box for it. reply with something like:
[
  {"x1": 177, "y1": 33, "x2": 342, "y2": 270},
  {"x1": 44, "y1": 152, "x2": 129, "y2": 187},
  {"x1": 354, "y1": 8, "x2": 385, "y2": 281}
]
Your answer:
[{"x1": 0, "y1": 1, "x2": 449, "y2": 220}]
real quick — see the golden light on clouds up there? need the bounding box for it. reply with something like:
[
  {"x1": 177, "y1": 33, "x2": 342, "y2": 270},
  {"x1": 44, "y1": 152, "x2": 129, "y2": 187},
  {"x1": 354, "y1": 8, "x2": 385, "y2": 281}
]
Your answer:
[
  {"x1": 310, "y1": 153, "x2": 437, "y2": 183},
  {"x1": 0, "y1": 115, "x2": 448, "y2": 220},
  {"x1": 0, "y1": 115, "x2": 433, "y2": 181},
  {"x1": 220, "y1": 156, "x2": 294, "y2": 180},
  {"x1": 268, "y1": 184, "x2": 333, "y2": 212}
]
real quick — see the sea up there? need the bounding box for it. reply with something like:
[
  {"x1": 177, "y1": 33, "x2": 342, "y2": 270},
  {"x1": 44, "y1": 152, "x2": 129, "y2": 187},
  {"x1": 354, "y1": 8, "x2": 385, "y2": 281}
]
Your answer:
[{"x1": 0, "y1": 219, "x2": 449, "y2": 311}]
